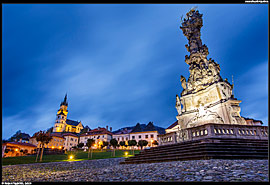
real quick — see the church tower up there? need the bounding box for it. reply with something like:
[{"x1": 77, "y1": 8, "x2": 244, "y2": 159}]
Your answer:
[{"x1": 53, "y1": 94, "x2": 69, "y2": 132}]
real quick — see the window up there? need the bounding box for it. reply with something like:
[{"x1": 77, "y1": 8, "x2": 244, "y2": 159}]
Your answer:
[
  {"x1": 132, "y1": 136, "x2": 135, "y2": 139},
  {"x1": 71, "y1": 138, "x2": 74, "y2": 141},
  {"x1": 139, "y1": 135, "x2": 141, "y2": 139},
  {"x1": 145, "y1": 135, "x2": 148, "y2": 139},
  {"x1": 126, "y1": 137, "x2": 128, "y2": 141},
  {"x1": 151, "y1": 135, "x2": 154, "y2": 138},
  {"x1": 75, "y1": 139, "x2": 77, "y2": 142}
]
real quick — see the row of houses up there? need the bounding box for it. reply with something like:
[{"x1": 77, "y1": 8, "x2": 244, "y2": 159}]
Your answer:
[
  {"x1": 31, "y1": 121, "x2": 165, "y2": 151},
  {"x1": 2, "y1": 122, "x2": 166, "y2": 157}
]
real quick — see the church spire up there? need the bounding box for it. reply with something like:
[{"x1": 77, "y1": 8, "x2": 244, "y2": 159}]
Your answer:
[{"x1": 60, "y1": 93, "x2": 68, "y2": 106}]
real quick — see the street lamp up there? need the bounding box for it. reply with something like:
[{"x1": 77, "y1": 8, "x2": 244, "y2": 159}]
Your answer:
[
  {"x1": 151, "y1": 139, "x2": 154, "y2": 147},
  {"x1": 124, "y1": 151, "x2": 128, "y2": 157},
  {"x1": 69, "y1": 155, "x2": 74, "y2": 160}
]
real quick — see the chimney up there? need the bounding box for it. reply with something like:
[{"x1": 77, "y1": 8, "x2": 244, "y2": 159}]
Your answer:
[
  {"x1": 19, "y1": 138, "x2": 22, "y2": 143},
  {"x1": 106, "y1": 125, "x2": 108, "y2": 131},
  {"x1": 15, "y1": 139, "x2": 17, "y2": 142},
  {"x1": 125, "y1": 128, "x2": 127, "y2": 131},
  {"x1": 110, "y1": 127, "x2": 112, "y2": 132}
]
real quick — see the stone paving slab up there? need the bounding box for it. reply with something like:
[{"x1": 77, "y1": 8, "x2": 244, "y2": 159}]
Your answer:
[{"x1": 2, "y1": 158, "x2": 268, "y2": 182}]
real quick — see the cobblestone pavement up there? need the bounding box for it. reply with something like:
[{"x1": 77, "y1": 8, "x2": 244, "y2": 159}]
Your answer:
[{"x1": 2, "y1": 158, "x2": 268, "y2": 182}]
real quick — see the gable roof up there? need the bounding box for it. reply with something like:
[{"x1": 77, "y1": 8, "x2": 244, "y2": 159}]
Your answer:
[
  {"x1": 166, "y1": 121, "x2": 178, "y2": 129},
  {"x1": 66, "y1": 119, "x2": 82, "y2": 127},
  {"x1": 242, "y1": 117, "x2": 263, "y2": 125},
  {"x1": 128, "y1": 122, "x2": 165, "y2": 134},
  {"x1": 50, "y1": 132, "x2": 64, "y2": 138},
  {"x1": 80, "y1": 127, "x2": 113, "y2": 137},
  {"x1": 62, "y1": 132, "x2": 79, "y2": 137},
  {"x1": 131, "y1": 123, "x2": 143, "y2": 133},
  {"x1": 113, "y1": 127, "x2": 134, "y2": 135},
  {"x1": 3, "y1": 142, "x2": 37, "y2": 147}
]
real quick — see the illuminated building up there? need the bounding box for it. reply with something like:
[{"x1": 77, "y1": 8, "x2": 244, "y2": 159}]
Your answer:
[
  {"x1": 53, "y1": 94, "x2": 84, "y2": 133},
  {"x1": 79, "y1": 127, "x2": 113, "y2": 149}
]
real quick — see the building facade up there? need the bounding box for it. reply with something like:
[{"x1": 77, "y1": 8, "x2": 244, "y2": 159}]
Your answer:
[
  {"x1": 79, "y1": 127, "x2": 113, "y2": 149},
  {"x1": 29, "y1": 132, "x2": 65, "y2": 150},
  {"x1": 2, "y1": 142, "x2": 36, "y2": 157},
  {"x1": 62, "y1": 133, "x2": 79, "y2": 151},
  {"x1": 113, "y1": 122, "x2": 165, "y2": 149}
]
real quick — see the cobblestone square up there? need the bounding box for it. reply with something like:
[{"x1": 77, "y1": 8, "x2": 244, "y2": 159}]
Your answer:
[{"x1": 2, "y1": 158, "x2": 268, "y2": 182}]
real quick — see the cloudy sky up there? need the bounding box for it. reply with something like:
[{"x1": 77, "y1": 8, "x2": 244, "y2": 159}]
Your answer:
[{"x1": 2, "y1": 4, "x2": 268, "y2": 139}]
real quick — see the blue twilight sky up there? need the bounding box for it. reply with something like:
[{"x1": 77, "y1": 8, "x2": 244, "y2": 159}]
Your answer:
[{"x1": 2, "y1": 4, "x2": 268, "y2": 139}]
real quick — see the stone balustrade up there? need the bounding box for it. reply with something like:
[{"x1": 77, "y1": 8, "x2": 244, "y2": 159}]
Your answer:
[{"x1": 158, "y1": 123, "x2": 268, "y2": 146}]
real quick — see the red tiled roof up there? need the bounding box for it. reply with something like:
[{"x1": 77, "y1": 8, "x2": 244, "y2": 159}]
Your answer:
[
  {"x1": 3, "y1": 142, "x2": 37, "y2": 147},
  {"x1": 80, "y1": 127, "x2": 113, "y2": 136},
  {"x1": 62, "y1": 133, "x2": 78, "y2": 137},
  {"x1": 166, "y1": 121, "x2": 178, "y2": 129},
  {"x1": 50, "y1": 133, "x2": 64, "y2": 138},
  {"x1": 243, "y1": 117, "x2": 263, "y2": 124}
]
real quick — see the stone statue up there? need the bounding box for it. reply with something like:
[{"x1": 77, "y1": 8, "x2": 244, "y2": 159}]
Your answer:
[
  {"x1": 176, "y1": 95, "x2": 182, "y2": 115},
  {"x1": 179, "y1": 9, "x2": 224, "y2": 94},
  {"x1": 180, "y1": 75, "x2": 187, "y2": 89},
  {"x1": 174, "y1": 8, "x2": 248, "y2": 131}
]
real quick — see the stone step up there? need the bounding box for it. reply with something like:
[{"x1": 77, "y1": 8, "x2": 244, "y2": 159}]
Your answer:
[
  {"x1": 121, "y1": 138, "x2": 268, "y2": 164},
  {"x1": 123, "y1": 147, "x2": 268, "y2": 163},
  {"x1": 126, "y1": 148, "x2": 267, "y2": 162},
  {"x1": 121, "y1": 154, "x2": 268, "y2": 164},
  {"x1": 147, "y1": 139, "x2": 268, "y2": 152},
  {"x1": 139, "y1": 143, "x2": 267, "y2": 157}
]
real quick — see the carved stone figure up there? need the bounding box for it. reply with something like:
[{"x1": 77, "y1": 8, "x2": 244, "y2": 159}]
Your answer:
[
  {"x1": 175, "y1": 95, "x2": 182, "y2": 115},
  {"x1": 180, "y1": 75, "x2": 187, "y2": 89},
  {"x1": 176, "y1": 8, "x2": 247, "y2": 129}
]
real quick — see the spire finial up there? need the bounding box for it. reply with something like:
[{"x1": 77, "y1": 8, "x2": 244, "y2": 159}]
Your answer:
[
  {"x1": 64, "y1": 93, "x2": 67, "y2": 102},
  {"x1": 60, "y1": 93, "x2": 68, "y2": 106}
]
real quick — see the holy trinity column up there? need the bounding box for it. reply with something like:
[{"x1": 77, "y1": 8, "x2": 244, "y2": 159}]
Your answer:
[{"x1": 175, "y1": 9, "x2": 246, "y2": 130}]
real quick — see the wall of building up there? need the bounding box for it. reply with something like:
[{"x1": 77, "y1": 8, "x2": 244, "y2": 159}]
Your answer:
[
  {"x1": 3, "y1": 143, "x2": 36, "y2": 157},
  {"x1": 63, "y1": 135, "x2": 79, "y2": 151},
  {"x1": 129, "y1": 131, "x2": 158, "y2": 148}
]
